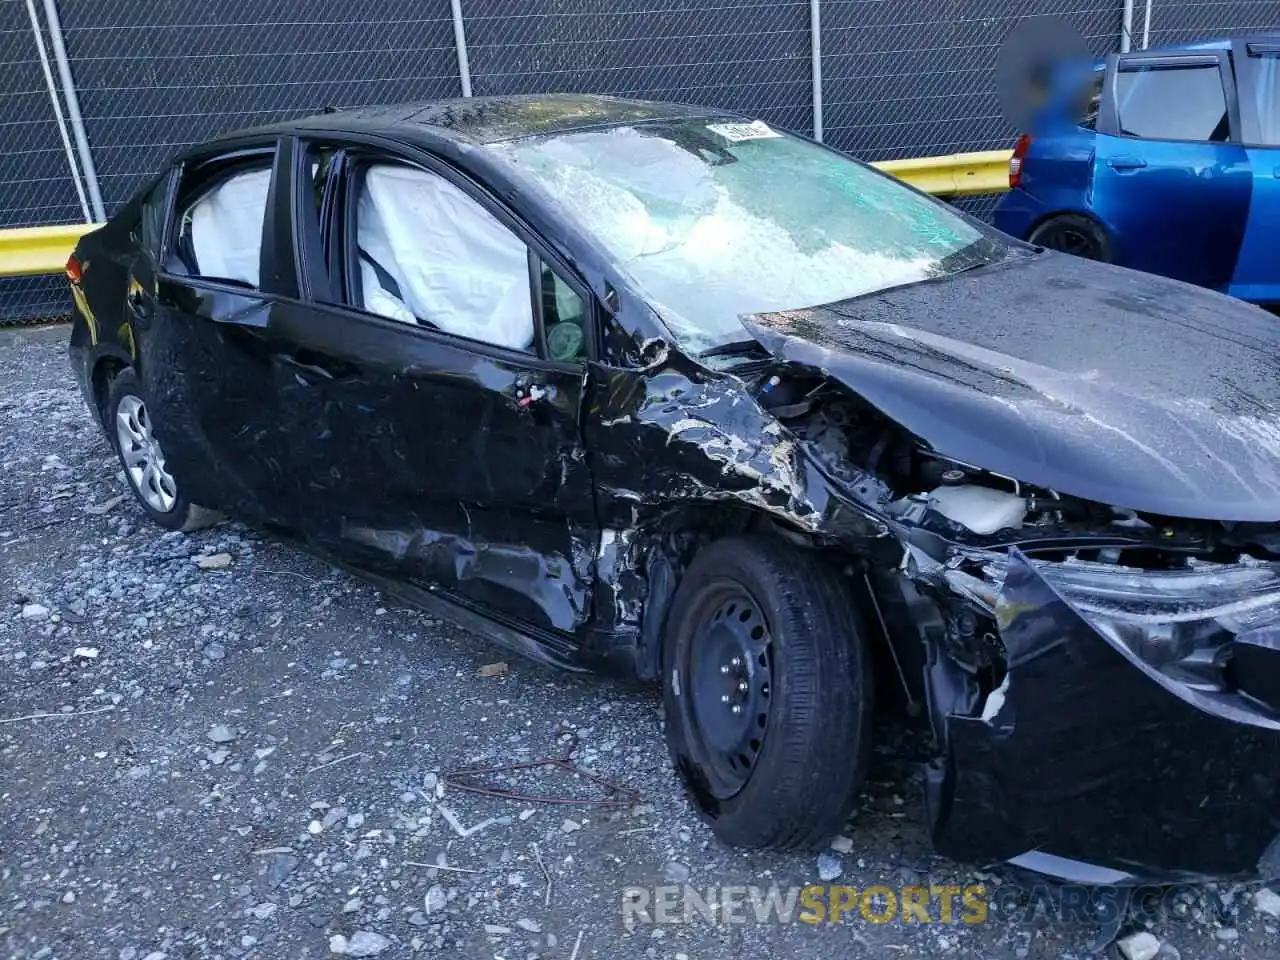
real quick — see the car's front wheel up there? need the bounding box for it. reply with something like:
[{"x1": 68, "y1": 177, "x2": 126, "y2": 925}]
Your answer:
[
  {"x1": 105, "y1": 368, "x2": 221, "y2": 533},
  {"x1": 662, "y1": 535, "x2": 873, "y2": 850}
]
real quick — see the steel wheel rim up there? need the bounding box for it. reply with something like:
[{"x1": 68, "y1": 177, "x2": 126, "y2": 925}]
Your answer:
[
  {"x1": 115, "y1": 394, "x2": 178, "y2": 513},
  {"x1": 680, "y1": 580, "x2": 775, "y2": 799}
]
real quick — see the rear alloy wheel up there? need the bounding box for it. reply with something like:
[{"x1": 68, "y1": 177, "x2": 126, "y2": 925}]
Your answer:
[
  {"x1": 116, "y1": 394, "x2": 178, "y2": 514},
  {"x1": 105, "y1": 368, "x2": 221, "y2": 532},
  {"x1": 662, "y1": 536, "x2": 873, "y2": 850},
  {"x1": 1029, "y1": 213, "x2": 1112, "y2": 262}
]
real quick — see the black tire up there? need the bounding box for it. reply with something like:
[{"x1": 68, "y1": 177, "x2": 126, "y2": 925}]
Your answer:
[
  {"x1": 1028, "y1": 213, "x2": 1112, "y2": 262},
  {"x1": 662, "y1": 535, "x2": 873, "y2": 850},
  {"x1": 104, "y1": 368, "x2": 222, "y2": 533}
]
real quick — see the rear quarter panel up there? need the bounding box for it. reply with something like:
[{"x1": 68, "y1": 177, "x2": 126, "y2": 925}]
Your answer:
[
  {"x1": 68, "y1": 214, "x2": 145, "y2": 418},
  {"x1": 994, "y1": 130, "x2": 1099, "y2": 238}
]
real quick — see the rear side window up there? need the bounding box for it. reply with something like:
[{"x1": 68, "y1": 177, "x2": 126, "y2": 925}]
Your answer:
[
  {"x1": 169, "y1": 163, "x2": 272, "y2": 287},
  {"x1": 1249, "y1": 51, "x2": 1280, "y2": 145},
  {"x1": 1115, "y1": 63, "x2": 1230, "y2": 142}
]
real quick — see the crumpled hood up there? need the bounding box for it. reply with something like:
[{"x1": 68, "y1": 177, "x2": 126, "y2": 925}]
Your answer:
[{"x1": 741, "y1": 250, "x2": 1280, "y2": 522}]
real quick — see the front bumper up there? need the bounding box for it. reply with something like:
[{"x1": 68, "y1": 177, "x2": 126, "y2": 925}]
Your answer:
[{"x1": 927, "y1": 551, "x2": 1280, "y2": 883}]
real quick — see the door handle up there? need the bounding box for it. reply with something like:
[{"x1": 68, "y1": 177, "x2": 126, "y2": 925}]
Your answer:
[{"x1": 1106, "y1": 156, "x2": 1148, "y2": 170}]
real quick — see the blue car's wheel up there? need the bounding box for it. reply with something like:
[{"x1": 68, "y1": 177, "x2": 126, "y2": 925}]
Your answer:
[{"x1": 1029, "y1": 214, "x2": 1111, "y2": 262}]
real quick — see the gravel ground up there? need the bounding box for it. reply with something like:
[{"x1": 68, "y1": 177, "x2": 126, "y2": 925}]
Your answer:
[{"x1": 3, "y1": 323, "x2": 1279, "y2": 960}]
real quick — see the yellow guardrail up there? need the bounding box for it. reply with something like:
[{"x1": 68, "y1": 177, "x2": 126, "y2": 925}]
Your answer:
[
  {"x1": 0, "y1": 150, "x2": 1014, "y2": 280},
  {"x1": 876, "y1": 149, "x2": 1014, "y2": 198},
  {"x1": 0, "y1": 223, "x2": 96, "y2": 279}
]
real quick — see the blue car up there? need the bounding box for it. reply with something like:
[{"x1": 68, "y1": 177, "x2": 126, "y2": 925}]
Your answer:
[{"x1": 994, "y1": 35, "x2": 1280, "y2": 306}]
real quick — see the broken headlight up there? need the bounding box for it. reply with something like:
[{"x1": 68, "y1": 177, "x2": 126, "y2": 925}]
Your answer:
[{"x1": 974, "y1": 555, "x2": 1280, "y2": 684}]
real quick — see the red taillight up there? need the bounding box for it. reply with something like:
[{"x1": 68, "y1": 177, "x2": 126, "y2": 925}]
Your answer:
[
  {"x1": 65, "y1": 253, "x2": 82, "y2": 284},
  {"x1": 1009, "y1": 133, "x2": 1033, "y2": 189}
]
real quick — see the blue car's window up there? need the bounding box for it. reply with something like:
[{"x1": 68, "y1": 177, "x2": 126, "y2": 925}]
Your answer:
[
  {"x1": 491, "y1": 121, "x2": 998, "y2": 352},
  {"x1": 1116, "y1": 63, "x2": 1230, "y2": 142},
  {"x1": 1251, "y1": 52, "x2": 1280, "y2": 145}
]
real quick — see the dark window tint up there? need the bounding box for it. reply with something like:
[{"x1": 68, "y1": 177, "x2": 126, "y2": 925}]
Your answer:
[
  {"x1": 1250, "y1": 52, "x2": 1280, "y2": 145},
  {"x1": 1116, "y1": 64, "x2": 1230, "y2": 141}
]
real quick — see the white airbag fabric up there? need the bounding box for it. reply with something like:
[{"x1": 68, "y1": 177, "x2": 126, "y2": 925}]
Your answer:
[
  {"x1": 189, "y1": 168, "x2": 271, "y2": 286},
  {"x1": 360, "y1": 260, "x2": 417, "y2": 325},
  {"x1": 357, "y1": 165, "x2": 533, "y2": 350}
]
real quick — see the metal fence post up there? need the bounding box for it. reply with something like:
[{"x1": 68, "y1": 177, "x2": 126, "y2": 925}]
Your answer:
[
  {"x1": 451, "y1": 0, "x2": 473, "y2": 97},
  {"x1": 810, "y1": 0, "x2": 823, "y2": 142},
  {"x1": 40, "y1": 0, "x2": 104, "y2": 222},
  {"x1": 1141, "y1": 0, "x2": 1153, "y2": 49},
  {"x1": 23, "y1": 0, "x2": 91, "y2": 223}
]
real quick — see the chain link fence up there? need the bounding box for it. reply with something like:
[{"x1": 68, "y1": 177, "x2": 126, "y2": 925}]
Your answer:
[
  {"x1": 1145, "y1": 0, "x2": 1279, "y2": 45},
  {"x1": 2, "y1": 0, "x2": 1277, "y2": 321}
]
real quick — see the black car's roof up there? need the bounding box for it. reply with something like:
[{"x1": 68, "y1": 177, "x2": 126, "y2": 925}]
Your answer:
[{"x1": 238, "y1": 93, "x2": 742, "y2": 147}]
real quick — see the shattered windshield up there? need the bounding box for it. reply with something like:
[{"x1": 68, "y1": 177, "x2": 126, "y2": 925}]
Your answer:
[{"x1": 491, "y1": 118, "x2": 1000, "y2": 351}]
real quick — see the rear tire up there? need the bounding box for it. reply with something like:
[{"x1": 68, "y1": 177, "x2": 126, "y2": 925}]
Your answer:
[
  {"x1": 104, "y1": 368, "x2": 222, "y2": 533},
  {"x1": 662, "y1": 536, "x2": 873, "y2": 850},
  {"x1": 1029, "y1": 213, "x2": 1112, "y2": 262}
]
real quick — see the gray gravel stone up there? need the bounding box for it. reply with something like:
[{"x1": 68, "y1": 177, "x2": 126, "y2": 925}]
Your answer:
[
  {"x1": 1255, "y1": 887, "x2": 1280, "y2": 919},
  {"x1": 1117, "y1": 931, "x2": 1161, "y2": 960},
  {"x1": 816, "y1": 853, "x2": 843, "y2": 882},
  {"x1": 342, "y1": 930, "x2": 390, "y2": 956},
  {"x1": 262, "y1": 853, "x2": 300, "y2": 889},
  {"x1": 424, "y1": 884, "x2": 447, "y2": 915},
  {"x1": 662, "y1": 860, "x2": 690, "y2": 883},
  {"x1": 207, "y1": 723, "x2": 237, "y2": 743}
]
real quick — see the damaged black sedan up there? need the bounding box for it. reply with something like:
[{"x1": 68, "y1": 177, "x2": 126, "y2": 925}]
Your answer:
[{"x1": 67, "y1": 94, "x2": 1280, "y2": 884}]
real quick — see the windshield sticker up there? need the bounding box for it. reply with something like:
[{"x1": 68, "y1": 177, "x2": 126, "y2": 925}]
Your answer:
[{"x1": 706, "y1": 120, "x2": 782, "y2": 143}]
